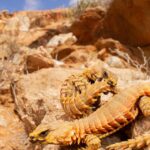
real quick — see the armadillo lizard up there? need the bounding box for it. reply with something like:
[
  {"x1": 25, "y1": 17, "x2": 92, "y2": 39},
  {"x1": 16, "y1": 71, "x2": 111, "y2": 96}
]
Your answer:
[
  {"x1": 60, "y1": 67, "x2": 117, "y2": 118},
  {"x1": 30, "y1": 82, "x2": 150, "y2": 149}
]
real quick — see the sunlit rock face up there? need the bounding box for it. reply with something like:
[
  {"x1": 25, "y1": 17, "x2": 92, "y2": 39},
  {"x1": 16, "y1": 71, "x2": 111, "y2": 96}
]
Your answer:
[{"x1": 103, "y1": 0, "x2": 150, "y2": 46}]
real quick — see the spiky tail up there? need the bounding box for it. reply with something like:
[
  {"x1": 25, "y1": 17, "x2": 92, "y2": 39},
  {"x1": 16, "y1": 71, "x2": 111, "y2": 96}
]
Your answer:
[
  {"x1": 106, "y1": 133, "x2": 150, "y2": 150},
  {"x1": 60, "y1": 68, "x2": 117, "y2": 118}
]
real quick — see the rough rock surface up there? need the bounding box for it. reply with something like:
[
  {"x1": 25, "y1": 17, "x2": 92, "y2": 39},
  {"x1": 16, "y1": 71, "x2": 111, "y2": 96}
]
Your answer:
[
  {"x1": 71, "y1": 7, "x2": 106, "y2": 44},
  {"x1": 51, "y1": 45, "x2": 76, "y2": 60},
  {"x1": 13, "y1": 68, "x2": 81, "y2": 133},
  {"x1": 51, "y1": 45, "x2": 97, "y2": 64},
  {"x1": 47, "y1": 32, "x2": 77, "y2": 47},
  {"x1": 103, "y1": 0, "x2": 150, "y2": 46},
  {"x1": 26, "y1": 48, "x2": 54, "y2": 73},
  {"x1": 0, "y1": 105, "x2": 29, "y2": 150},
  {"x1": 131, "y1": 116, "x2": 150, "y2": 150},
  {"x1": 132, "y1": 116, "x2": 150, "y2": 136},
  {"x1": 63, "y1": 47, "x2": 97, "y2": 65}
]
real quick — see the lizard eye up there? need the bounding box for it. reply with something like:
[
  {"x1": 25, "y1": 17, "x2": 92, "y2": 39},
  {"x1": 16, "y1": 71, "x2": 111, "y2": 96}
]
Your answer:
[
  {"x1": 103, "y1": 71, "x2": 108, "y2": 79},
  {"x1": 39, "y1": 130, "x2": 49, "y2": 137},
  {"x1": 97, "y1": 77, "x2": 103, "y2": 82},
  {"x1": 107, "y1": 80, "x2": 114, "y2": 87},
  {"x1": 88, "y1": 78, "x2": 95, "y2": 84}
]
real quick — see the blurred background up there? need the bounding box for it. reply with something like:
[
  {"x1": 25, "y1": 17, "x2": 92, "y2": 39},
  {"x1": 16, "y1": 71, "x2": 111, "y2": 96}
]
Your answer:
[{"x1": 0, "y1": 0, "x2": 76, "y2": 12}]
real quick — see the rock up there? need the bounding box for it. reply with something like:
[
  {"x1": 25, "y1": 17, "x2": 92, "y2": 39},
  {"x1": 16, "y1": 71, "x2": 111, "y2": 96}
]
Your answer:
[
  {"x1": 14, "y1": 9, "x2": 70, "y2": 29},
  {"x1": 0, "y1": 105, "x2": 29, "y2": 150},
  {"x1": 17, "y1": 28, "x2": 59, "y2": 47},
  {"x1": 0, "y1": 49, "x2": 10, "y2": 60},
  {"x1": 4, "y1": 15, "x2": 30, "y2": 32},
  {"x1": 103, "y1": 0, "x2": 150, "y2": 46},
  {"x1": 95, "y1": 38, "x2": 127, "y2": 51},
  {"x1": 0, "y1": 10, "x2": 12, "y2": 20},
  {"x1": 95, "y1": 38, "x2": 147, "y2": 69},
  {"x1": 26, "y1": 47, "x2": 54, "y2": 73},
  {"x1": 138, "y1": 45, "x2": 150, "y2": 58},
  {"x1": 51, "y1": 45, "x2": 76, "y2": 60},
  {"x1": 47, "y1": 33, "x2": 77, "y2": 47},
  {"x1": 108, "y1": 68, "x2": 148, "y2": 86},
  {"x1": 13, "y1": 68, "x2": 81, "y2": 133},
  {"x1": 95, "y1": 38, "x2": 130, "y2": 60},
  {"x1": 131, "y1": 116, "x2": 150, "y2": 137},
  {"x1": 71, "y1": 7, "x2": 106, "y2": 44},
  {"x1": 130, "y1": 116, "x2": 150, "y2": 150},
  {"x1": 0, "y1": 34, "x2": 19, "y2": 60},
  {"x1": 63, "y1": 45, "x2": 97, "y2": 65},
  {"x1": 100, "y1": 92, "x2": 114, "y2": 105},
  {"x1": 0, "y1": 20, "x2": 5, "y2": 31},
  {"x1": 0, "y1": 84, "x2": 13, "y2": 105},
  {"x1": 105, "y1": 56, "x2": 129, "y2": 68},
  {"x1": 26, "y1": 53, "x2": 54, "y2": 73},
  {"x1": 51, "y1": 45, "x2": 97, "y2": 63},
  {"x1": 63, "y1": 50, "x2": 93, "y2": 64},
  {"x1": 102, "y1": 135, "x2": 121, "y2": 148},
  {"x1": 0, "y1": 59, "x2": 25, "y2": 106}
]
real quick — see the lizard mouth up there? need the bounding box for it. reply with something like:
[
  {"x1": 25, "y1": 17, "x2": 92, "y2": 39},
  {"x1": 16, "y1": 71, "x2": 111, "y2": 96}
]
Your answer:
[
  {"x1": 29, "y1": 136, "x2": 46, "y2": 143},
  {"x1": 29, "y1": 129, "x2": 49, "y2": 143},
  {"x1": 29, "y1": 136, "x2": 39, "y2": 143}
]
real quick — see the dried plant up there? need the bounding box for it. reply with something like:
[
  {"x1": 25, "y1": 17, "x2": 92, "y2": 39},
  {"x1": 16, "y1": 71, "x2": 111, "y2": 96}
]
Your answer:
[
  {"x1": 70, "y1": 0, "x2": 112, "y2": 18},
  {"x1": 71, "y1": 0, "x2": 98, "y2": 18},
  {"x1": 0, "y1": 32, "x2": 20, "y2": 60},
  {"x1": 112, "y1": 48, "x2": 150, "y2": 76}
]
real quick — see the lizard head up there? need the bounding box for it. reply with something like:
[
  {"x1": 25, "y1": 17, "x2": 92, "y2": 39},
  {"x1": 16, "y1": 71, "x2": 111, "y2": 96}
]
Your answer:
[
  {"x1": 102, "y1": 69, "x2": 118, "y2": 88},
  {"x1": 29, "y1": 124, "x2": 51, "y2": 143},
  {"x1": 84, "y1": 61, "x2": 118, "y2": 88},
  {"x1": 29, "y1": 122, "x2": 75, "y2": 145},
  {"x1": 83, "y1": 67, "x2": 117, "y2": 88},
  {"x1": 44, "y1": 122, "x2": 75, "y2": 145}
]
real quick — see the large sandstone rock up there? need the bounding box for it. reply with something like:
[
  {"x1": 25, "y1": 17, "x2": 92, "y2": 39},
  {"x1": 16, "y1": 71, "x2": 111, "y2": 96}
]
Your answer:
[
  {"x1": 26, "y1": 48, "x2": 54, "y2": 73},
  {"x1": 95, "y1": 38, "x2": 128, "y2": 52},
  {"x1": 103, "y1": 0, "x2": 150, "y2": 46},
  {"x1": 71, "y1": 7, "x2": 105, "y2": 44},
  {"x1": 17, "y1": 28, "x2": 59, "y2": 47},
  {"x1": 51, "y1": 45, "x2": 97, "y2": 64},
  {"x1": 51, "y1": 45, "x2": 76, "y2": 60},
  {"x1": 71, "y1": 0, "x2": 150, "y2": 47},
  {"x1": 0, "y1": 9, "x2": 70, "y2": 48},
  {"x1": 63, "y1": 45, "x2": 97, "y2": 65},
  {"x1": 13, "y1": 68, "x2": 81, "y2": 133},
  {"x1": 47, "y1": 33, "x2": 77, "y2": 47}
]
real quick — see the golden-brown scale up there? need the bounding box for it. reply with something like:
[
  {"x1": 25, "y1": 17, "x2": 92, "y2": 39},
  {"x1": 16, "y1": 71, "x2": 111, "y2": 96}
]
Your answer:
[
  {"x1": 60, "y1": 67, "x2": 117, "y2": 118},
  {"x1": 106, "y1": 133, "x2": 150, "y2": 150},
  {"x1": 139, "y1": 96, "x2": 150, "y2": 117},
  {"x1": 30, "y1": 82, "x2": 150, "y2": 150}
]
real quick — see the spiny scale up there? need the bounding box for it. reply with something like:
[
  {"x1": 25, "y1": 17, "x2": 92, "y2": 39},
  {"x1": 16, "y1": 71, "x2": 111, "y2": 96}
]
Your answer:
[
  {"x1": 106, "y1": 133, "x2": 150, "y2": 150},
  {"x1": 60, "y1": 68, "x2": 117, "y2": 118},
  {"x1": 68, "y1": 83, "x2": 150, "y2": 144},
  {"x1": 139, "y1": 96, "x2": 150, "y2": 117},
  {"x1": 30, "y1": 82, "x2": 150, "y2": 150}
]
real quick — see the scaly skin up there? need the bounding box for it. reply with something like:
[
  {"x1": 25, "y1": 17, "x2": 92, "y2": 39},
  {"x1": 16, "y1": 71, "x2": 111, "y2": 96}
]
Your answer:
[
  {"x1": 106, "y1": 133, "x2": 150, "y2": 150},
  {"x1": 139, "y1": 96, "x2": 150, "y2": 117},
  {"x1": 30, "y1": 82, "x2": 150, "y2": 149},
  {"x1": 60, "y1": 67, "x2": 117, "y2": 118},
  {"x1": 106, "y1": 96, "x2": 150, "y2": 150}
]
